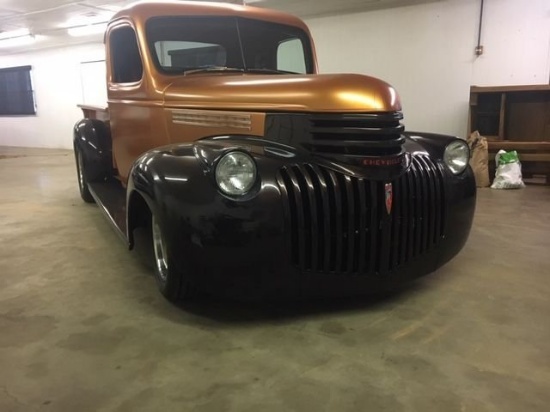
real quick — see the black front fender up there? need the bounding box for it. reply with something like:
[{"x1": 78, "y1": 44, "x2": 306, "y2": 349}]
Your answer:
[
  {"x1": 73, "y1": 119, "x2": 112, "y2": 182},
  {"x1": 404, "y1": 131, "x2": 464, "y2": 158},
  {"x1": 126, "y1": 139, "x2": 291, "y2": 292}
]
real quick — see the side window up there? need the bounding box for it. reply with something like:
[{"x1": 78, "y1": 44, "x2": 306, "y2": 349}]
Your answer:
[
  {"x1": 110, "y1": 26, "x2": 143, "y2": 83},
  {"x1": 277, "y1": 38, "x2": 306, "y2": 74},
  {"x1": 0, "y1": 66, "x2": 36, "y2": 115}
]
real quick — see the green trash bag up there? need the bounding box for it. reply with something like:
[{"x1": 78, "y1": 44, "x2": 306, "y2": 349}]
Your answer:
[{"x1": 491, "y1": 150, "x2": 525, "y2": 189}]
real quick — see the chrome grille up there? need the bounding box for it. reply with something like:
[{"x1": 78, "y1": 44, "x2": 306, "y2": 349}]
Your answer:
[{"x1": 277, "y1": 156, "x2": 446, "y2": 275}]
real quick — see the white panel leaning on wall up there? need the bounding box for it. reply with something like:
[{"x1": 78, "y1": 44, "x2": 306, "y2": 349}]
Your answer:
[{"x1": 79, "y1": 60, "x2": 107, "y2": 107}]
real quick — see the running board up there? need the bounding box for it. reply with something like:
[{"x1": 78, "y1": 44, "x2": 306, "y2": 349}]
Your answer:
[{"x1": 88, "y1": 179, "x2": 128, "y2": 246}]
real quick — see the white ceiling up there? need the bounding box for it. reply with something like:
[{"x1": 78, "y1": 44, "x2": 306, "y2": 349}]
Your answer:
[
  {"x1": 249, "y1": 0, "x2": 440, "y2": 17},
  {"x1": 0, "y1": 0, "x2": 135, "y2": 53},
  {"x1": 0, "y1": 0, "x2": 440, "y2": 55}
]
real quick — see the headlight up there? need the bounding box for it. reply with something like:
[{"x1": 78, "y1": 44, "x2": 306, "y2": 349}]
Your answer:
[
  {"x1": 215, "y1": 151, "x2": 257, "y2": 196},
  {"x1": 444, "y1": 140, "x2": 469, "y2": 174}
]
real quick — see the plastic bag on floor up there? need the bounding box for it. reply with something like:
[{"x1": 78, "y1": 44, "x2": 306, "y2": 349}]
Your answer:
[{"x1": 491, "y1": 150, "x2": 525, "y2": 189}]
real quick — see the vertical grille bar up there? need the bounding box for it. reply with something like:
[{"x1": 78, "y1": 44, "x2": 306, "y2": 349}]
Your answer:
[
  {"x1": 407, "y1": 167, "x2": 420, "y2": 260},
  {"x1": 418, "y1": 157, "x2": 437, "y2": 246},
  {"x1": 284, "y1": 167, "x2": 308, "y2": 270},
  {"x1": 398, "y1": 175, "x2": 411, "y2": 264},
  {"x1": 310, "y1": 165, "x2": 332, "y2": 272},
  {"x1": 357, "y1": 179, "x2": 368, "y2": 274},
  {"x1": 434, "y1": 164, "x2": 446, "y2": 237},
  {"x1": 378, "y1": 182, "x2": 391, "y2": 274},
  {"x1": 389, "y1": 177, "x2": 401, "y2": 269},
  {"x1": 276, "y1": 170, "x2": 295, "y2": 263},
  {"x1": 418, "y1": 159, "x2": 430, "y2": 251},
  {"x1": 368, "y1": 181, "x2": 378, "y2": 274},
  {"x1": 301, "y1": 165, "x2": 319, "y2": 271},
  {"x1": 410, "y1": 164, "x2": 422, "y2": 257},
  {"x1": 327, "y1": 170, "x2": 344, "y2": 273},
  {"x1": 344, "y1": 175, "x2": 355, "y2": 273}
]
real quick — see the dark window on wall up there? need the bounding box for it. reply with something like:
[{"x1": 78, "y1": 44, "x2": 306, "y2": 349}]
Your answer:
[
  {"x1": 110, "y1": 26, "x2": 143, "y2": 83},
  {"x1": 0, "y1": 65, "x2": 36, "y2": 115}
]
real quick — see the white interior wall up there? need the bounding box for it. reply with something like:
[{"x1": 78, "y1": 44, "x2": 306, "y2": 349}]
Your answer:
[
  {"x1": 0, "y1": 0, "x2": 548, "y2": 149},
  {"x1": 471, "y1": 0, "x2": 550, "y2": 85},
  {"x1": 306, "y1": 0, "x2": 550, "y2": 138},
  {"x1": 0, "y1": 43, "x2": 105, "y2": 149}
]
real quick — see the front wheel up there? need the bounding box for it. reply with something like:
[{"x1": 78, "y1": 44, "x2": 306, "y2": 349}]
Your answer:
[
  {"x1": 75, "y1": 149, "x2": 94, "y2": 203},
  {"x1": 152, "y1": 213, "x2": 194, "y2": 302}
]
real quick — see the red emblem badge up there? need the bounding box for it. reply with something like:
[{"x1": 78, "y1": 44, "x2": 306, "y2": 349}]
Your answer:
[{"x1": 384, "y1": 183, "x2": 393, "y2": 215}]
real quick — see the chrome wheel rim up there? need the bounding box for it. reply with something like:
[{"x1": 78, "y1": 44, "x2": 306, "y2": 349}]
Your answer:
[
  {"x1": 77, "y1": 151, "x2": 85, "y2": 190},
  {"x1": 152, "y1": 216, "x2": 169, "y2": 282}
]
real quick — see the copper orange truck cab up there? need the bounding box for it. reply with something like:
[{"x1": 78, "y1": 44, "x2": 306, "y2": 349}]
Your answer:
[{"x1": 73, "y1": 1, "x2": 476, "y2": 301}]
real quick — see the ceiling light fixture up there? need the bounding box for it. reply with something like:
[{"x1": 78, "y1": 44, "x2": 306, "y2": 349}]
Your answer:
[
  {"x1": 0, "y1": 28, "x2": 36, "y2": 48},
  {"x1": 67, "y1": 22, "x2": 107, "y2": 37},
  {"x1": 0, "y1": 28, "x2": 31, "y2": 40},
  {"x1": 61, "y1": 13, "x2": 112, "y2": 37}
]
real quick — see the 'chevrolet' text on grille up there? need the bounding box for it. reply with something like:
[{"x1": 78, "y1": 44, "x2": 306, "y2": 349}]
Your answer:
[{"x1": 362, "y1": 157, "x2": 403, "y2": 166}]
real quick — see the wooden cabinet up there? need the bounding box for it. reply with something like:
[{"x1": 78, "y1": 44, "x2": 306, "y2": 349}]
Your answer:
[
  {"x1": 469, "y1": 84, "x2": 550, "y2": 141},
  {"x1": 468, "y1": 84, "x2": 550, "y2": 183}
]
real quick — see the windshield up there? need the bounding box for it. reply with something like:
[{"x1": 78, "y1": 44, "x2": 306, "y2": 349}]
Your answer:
[{"x1": 146, "y1": 16, "x2": 314, "y2": 75}]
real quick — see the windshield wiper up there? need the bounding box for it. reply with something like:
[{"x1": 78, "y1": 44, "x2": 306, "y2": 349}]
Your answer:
[
  {"x1": 244, "y1": 68, "x2": 299, "y2": 75},
  {"x1": 183, "y1": 66, "x2": 245, "y2": 75},
  {"x1": 174, "y1": 66, "x2": 300, "y2": 75}
]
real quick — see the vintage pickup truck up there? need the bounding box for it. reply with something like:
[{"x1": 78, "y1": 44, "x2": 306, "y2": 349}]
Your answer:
[{"x1": 74, "y1": 0, "x2": 476, "y2": 301}]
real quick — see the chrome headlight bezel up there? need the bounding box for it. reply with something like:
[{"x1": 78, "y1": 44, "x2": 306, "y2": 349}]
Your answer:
[
  {"x1": 444, "y1": 140, "x2": 469, "y2": 175},
  {"x1": 215, "y1": 151, "x2": 257, "y2": 196}
]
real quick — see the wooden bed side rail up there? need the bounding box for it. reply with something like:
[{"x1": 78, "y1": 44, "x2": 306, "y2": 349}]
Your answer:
[{"x1": 77, "y1": 104, "x2": 109, "y2": 122}]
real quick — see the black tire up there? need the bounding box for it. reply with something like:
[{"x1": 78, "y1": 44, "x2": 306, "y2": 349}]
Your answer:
[
  {"x1": 75, "y1": 148, "x2": 95, "y2": 203},
  {"x1": 151, "y1": 212, "x2": 194, "y2": 302}
]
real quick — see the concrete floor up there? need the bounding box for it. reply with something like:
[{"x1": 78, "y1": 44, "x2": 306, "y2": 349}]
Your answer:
[{"x1": 0, "y1": 146, "x2": 549, "y2": 412}]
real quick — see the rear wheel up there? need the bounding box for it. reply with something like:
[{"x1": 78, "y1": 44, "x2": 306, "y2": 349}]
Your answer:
[
  {"x1": 152, "y1": 213, "x2": 194, "y2": 302},
  {"x1": 75, "y1": 148, "x2": 94, "y2": 203}
]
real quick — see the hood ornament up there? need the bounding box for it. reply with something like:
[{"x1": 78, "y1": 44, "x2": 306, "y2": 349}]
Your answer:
[{"x1": 384, "y1": 183, "x2": 393, "y2": 215}]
